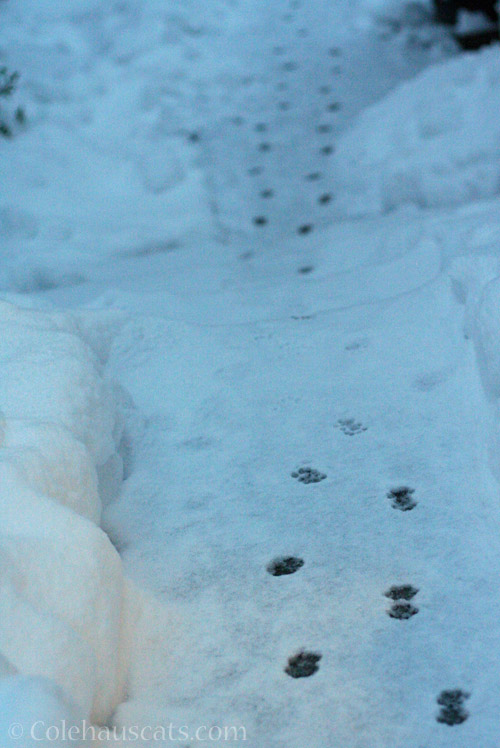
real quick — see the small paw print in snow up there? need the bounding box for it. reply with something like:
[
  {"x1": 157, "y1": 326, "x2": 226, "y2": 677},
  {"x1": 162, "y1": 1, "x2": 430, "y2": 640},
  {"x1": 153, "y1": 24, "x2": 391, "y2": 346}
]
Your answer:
[
  {"x1": 385, "y1": 584, "x2": 418, "y2": 601},
  {"x1": 255, "y1": 122, "x2": 267, "y2": 132},
  {"x1": 291, "y1": 467, "x2": 326, "y2": 484},
  {"x1": 336, "y1": 418, "x2": 367, "y2": 436},
  {"x1": 327, "y1": 102, "x2": 341, "y2": 112},
  {"x1": 248, "y1": 166, "x2": 263, "y2": 176},
  {"x1": 320, "y1": 145, "x2": 334, "y2": 156},
  {"x1": 285, "y1": 650, "x2": 322, "y2": 678},
  {"x1": 317, "y1": 124, "x2": 332, "y2": 134},
  {"x1": 305, "y1": 172, "x2": 322, "y2": 181},
  {"x1": 318, "y1": 193, "x2": 333, "y2": 205},
  {"x1": 298, "y1": 265, "x2": 314, "y2": 275},
  {"x1": 297, "y1": 224, "x2": 313, "y2": 235},
  {"x1": 345, "y1": 337, "x2": 369, "y2": 351},
  {"x1": 260, "y1": 189, "x2": 274, "y2": 199},
  {"x1": 253, "y1": 216, "x2": 268, "y2": 227},
  {"x1": 388, "y1": 602, "x2": 418, "y2": 620},
  {"x1": 267, "y1": 556, "x2": 304, "y2": 576},
  {"x1": 436, "y1": 690, "x2": 470, "y2": 726},
  {"x1": 413, "y1": 369, "x2": 449, "y2": 392},
  {"x1": 387, "y1": 486, "x2": 417, "y2": 511},
  {"x1": 258, "y1": 142, "x2": 272, "y2": 152}
]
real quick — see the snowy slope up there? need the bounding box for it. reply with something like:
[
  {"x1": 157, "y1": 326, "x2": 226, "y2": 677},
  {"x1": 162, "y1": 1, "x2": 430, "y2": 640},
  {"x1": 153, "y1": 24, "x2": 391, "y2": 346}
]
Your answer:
[{"x1": 2, "y1": 0, "x2": 500, "y2": 745}]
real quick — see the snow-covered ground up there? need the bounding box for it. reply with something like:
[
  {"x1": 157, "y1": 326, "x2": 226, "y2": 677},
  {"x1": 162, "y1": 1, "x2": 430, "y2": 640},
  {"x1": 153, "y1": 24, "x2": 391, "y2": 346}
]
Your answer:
[{"x1": 2, "y1": 0, "x2": 500, "y2": 745}]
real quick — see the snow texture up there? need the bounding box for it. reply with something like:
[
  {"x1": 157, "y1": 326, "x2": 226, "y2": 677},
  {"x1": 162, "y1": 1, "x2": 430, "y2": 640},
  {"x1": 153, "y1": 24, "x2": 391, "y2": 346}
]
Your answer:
[
  {"x1": 332, "y1": 46, "x2": 500, "y2": 216},
  {"x1": 0, "y1": 302, "x2": 138, "y2": 723},
  {"x1": 2, "y1": 0, "x2": 500, "y2": 745}
]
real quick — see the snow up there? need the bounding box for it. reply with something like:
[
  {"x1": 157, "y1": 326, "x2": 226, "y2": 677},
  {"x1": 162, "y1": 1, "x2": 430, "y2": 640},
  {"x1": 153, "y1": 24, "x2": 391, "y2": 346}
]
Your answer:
[
  {"x1": 0, "y1": 676, "x2": 84, "y2": 748},
  {"x1": 332, "y1": 45, "x2": 500, "y2": 216},
  {"x1": 0, "y1": 301, "x2": 138, "y2": 722},
  {"x1": 2, "y1": 0, "x2": 500, "y2": 744}
]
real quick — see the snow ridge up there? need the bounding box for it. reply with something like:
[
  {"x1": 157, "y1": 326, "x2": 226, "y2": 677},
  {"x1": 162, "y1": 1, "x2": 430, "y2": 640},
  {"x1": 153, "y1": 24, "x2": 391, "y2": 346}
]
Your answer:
[{"x1": 0, "y1": 300, "x2": 138, "y2": 729}]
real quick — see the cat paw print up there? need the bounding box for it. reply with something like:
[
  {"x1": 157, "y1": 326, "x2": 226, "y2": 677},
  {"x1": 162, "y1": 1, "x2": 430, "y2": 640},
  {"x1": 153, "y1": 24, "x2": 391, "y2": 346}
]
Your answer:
[
  {"x1": 345, "y1": 337, "x2": 369, "y2": 351},
  {"x1": 285, "y1": 650, "x2": 321, "y2": 678},
  {"x1": 267, "y1": 556, "x2": 304, "y2": 576},
  {"x1": 387, "y1": 486, "x2": 417, "y2": 511},
  {"x1": 336, "y1": 418, "x2": 367, "y2": 436},
  {"x1": 436, "y1": 690, "x2": 470, "y2": 725},
  {"x1": 385, "y1": 584, "x2": 419, "y2": 619},
  {"x1": 388, "y1": 602, "x2": 418, "y2": 620},
  {"x1": 291, "y1": 467, "x2": 326, "y2": 484}
]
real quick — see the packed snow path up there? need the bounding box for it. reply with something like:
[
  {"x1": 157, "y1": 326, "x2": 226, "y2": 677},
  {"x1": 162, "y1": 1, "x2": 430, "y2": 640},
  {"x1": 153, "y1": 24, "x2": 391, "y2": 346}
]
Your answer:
[
  {"x1": 194, "y1": 0, "x2": 453, "y2": 241},
  {"x1": 103, "y1": 236, "x2": 500, "y2": 748},
  {"x1": 2, "y1": 0, "x2": 500, "y2": 746}
]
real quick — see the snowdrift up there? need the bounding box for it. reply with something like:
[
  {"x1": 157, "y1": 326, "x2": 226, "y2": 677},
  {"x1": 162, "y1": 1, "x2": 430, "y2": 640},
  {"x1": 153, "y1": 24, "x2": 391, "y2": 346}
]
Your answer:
[
  {"x1": 332, "y1": 45, "x2": 500, "y2": 216},
  {"x1": 0, "y1": 300, "x2": 137, "y2": 728},
  {"x1": 449, "y1": 255, "x2": 500, "y2": 484}
]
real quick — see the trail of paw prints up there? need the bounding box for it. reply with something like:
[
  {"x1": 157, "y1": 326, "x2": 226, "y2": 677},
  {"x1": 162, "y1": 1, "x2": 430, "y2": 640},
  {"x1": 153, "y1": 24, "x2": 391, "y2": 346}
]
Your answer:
[
  {"x1": 238, "y1": 37, "x2": 344, "y2": 236},
  {"x1": 384, "y1": 584, "x2": 419, "y2": 619},
  {"x1": 436, "y1": 690, "x2": 470, "y2": 725},
  {"x1": 291, "y1": 467, "x2": 326, "y2": 484},
  {"x1": 387, "y1": 486, "x2": 417, "y2": 512},
  {"x1": 336, "y1": 418, "x2": 367, "y2": 436},
  {"x1": 285, "y1": 650, "x2": 322, "y2": 678}
]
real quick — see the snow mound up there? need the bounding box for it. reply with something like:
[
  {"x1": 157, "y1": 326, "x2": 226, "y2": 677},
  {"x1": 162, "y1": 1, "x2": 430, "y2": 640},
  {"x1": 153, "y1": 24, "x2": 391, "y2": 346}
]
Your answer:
[
  {"x1": 0, "y1": 676, "x2": 84, "y2": 748},
  {"x1": 0, "y1": 301, "x2": 139, "y2": 723},
  {"x1": 332, "y1": 46, "x2": 500, "y2": 216}
]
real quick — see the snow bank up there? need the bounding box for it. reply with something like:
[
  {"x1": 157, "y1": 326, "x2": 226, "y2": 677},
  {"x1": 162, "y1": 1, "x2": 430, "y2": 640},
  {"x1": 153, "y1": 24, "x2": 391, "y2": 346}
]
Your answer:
[
  {"x1": 353, "y1": 0, "x2": 432, "y2": 29},
  {"x1": 449, "y1": 252, "x2": 500, "y2": 491},
  {"x1": 0, "y1": 300, "x2": 138, "y2": 724},
  {"x1": 332, "y1": 45, "x2": 500, "y2": 216}
]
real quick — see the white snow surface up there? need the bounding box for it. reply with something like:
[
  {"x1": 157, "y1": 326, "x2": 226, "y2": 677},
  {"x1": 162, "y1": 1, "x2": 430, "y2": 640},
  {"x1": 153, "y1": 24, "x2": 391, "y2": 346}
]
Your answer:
[
  {"x1": 2, "y1": 0, "x2": 500, "y2": 745},
  {"x1": 332, "y1": 45, "x2": 500, "y2": 216},
  {"x1": 0, "y1": 301, "x2": 138, "y2": 724},
  {"x1": 0, "y1": 676, "x2": 85, "y2": 748}
]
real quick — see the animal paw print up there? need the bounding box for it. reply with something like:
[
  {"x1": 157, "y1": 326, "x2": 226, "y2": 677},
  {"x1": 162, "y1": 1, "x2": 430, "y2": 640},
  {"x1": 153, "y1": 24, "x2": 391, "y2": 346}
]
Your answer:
[
  {"x1": 267, "y1": 556, "x2": 304, "y2": 576},
  {"x1": 291, "y1": 467, "x2": 326, "y2": 484},
  {"x1": 345, "y1": 337, "x2": 369, "y2": 351},
  {"x1": 388, "y1": 602, "x2": 418, "y2": 619},
  {"x1": 387, "y1": 486, "x2": 417, "y2": 511},
  {"x1": 336, "y1": 418, "x2": 367, "y2": 436},
  {"x1": 385, "y1": 584, "x2": 419, "y2": 619},
  {"x1": 436, "y1": 690, "x2": 470, "y2": 725},
  {"x1": 285, "y1": 650, "x2": 321, "y2": 678},
  {"x1": 385, "y1": 585, "x2": 418, "y2": 601}
]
